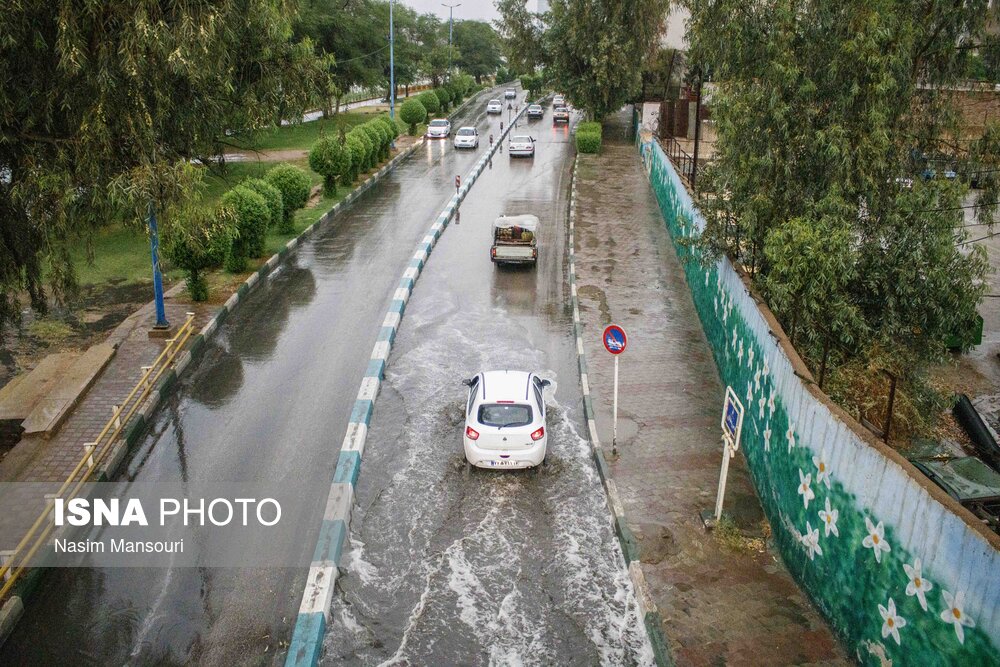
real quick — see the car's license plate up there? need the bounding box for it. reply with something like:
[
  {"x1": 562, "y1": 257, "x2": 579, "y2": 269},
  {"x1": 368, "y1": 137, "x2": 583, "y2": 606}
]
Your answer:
[{"x1": 489, "y1": 460, "x2": 518, "y2": 467}]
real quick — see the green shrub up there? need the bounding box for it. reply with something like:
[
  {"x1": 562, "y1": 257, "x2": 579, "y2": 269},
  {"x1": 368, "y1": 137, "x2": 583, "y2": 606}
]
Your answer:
[
  {"x1": 417, "y1": 90, "x2": 440, "y2": 116},
  {"x1": 308, "y1": 134, "x2": 351, "y2": 197},
  {"x1": 376, "y1": 114, "x2": 400, "y2": 140},
  {"x1": 399, "y1": 98, "x2": 426, "y2": 135},
  {"x1": 575, "y1": 129, "x2": 602, "y2": 154},
  {"x1": 371, "y1": 120, "x2": 392, "y2": 159},
  {"x1": 239, "y1": 178, "x2": 283, "y2": 231},
  {"x1": 221, "y1": 185, "x2": 270, "y2": 271},
  {"x1": 446, "y1": 81, "x2": 462, "y2": 106},
  {"x1": 165, "y1": 207, "x2": 235, "y2": 301},
  {"x1": 577, "y1": 121, "x2": 602, "y2": 135},
  {"x1": 433, "y1": 87, "x2": 452, "y2": 112},
  {"x1": 344, "y1": 133, "x2": 367, "y2": 182},
  {"x1": 361, "y1": 122, "x2": 387, "y2": 163},
  {"x1": 265, "y1": 163, "x2": 311, "y2": 233},
  {"x1": 348, "y1": 127, "x2": 374, "y2": 171}
]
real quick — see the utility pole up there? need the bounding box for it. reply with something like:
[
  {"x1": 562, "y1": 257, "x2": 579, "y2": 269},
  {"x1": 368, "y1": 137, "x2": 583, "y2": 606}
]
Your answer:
[
  {"x1": 442, "y1": 3, "x2": 461, "y2": 82},
  {"x1": 389, "y1": 0, "x2": 396, "y2": 125}
]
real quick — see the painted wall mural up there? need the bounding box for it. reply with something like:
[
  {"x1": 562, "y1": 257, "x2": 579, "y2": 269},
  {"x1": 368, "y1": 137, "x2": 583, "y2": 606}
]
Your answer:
[{"x1": 638, "y1": 138, "x2": 1000, "y2": 665}]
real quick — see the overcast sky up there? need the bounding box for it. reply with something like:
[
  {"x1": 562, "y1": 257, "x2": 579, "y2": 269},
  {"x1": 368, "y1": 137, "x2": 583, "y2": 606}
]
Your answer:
[{"x1": 400, "y1": 0, "x2": 499, "y2": 23}]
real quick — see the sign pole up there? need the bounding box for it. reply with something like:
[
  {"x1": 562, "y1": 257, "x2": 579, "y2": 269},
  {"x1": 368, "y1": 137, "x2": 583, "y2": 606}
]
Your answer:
[
  {"x1": 602, "y1": 324, "x2": 628, "y2": 456},
  {"x1": 714, "y1": 442, "x2": 732, "y2": 521},
  {"x1": 612, "y1": 355, "x2": 619, "y2": 454},
  {"x1": 702, "y1": 385, "x2": 744, "y2": 529}
]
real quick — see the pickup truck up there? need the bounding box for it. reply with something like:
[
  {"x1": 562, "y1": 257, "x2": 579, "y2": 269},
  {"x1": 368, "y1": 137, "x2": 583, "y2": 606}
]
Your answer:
[{"x1": 491, "y1": 215, "x2": 538, "y2": 266}]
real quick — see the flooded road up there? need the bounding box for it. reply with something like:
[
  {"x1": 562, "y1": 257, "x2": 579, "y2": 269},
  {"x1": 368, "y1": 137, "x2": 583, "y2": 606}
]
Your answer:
[
  {"x1": 323, "y1": 107, "x2": 654, "y2": 665},
  {"x1": 0, "y1": 89, "x2": 508, "y2": 667}
]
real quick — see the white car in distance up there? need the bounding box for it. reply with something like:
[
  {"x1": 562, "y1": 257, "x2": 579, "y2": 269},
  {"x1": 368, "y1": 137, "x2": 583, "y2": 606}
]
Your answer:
[
  {"x1": 453, "y1": 126, "x2": 479, "y2": 149},
  {"x1": 508, "y1": 135, "x2": 535, "y2": 157},
  {"x1": 426, "y1": 118, "x2": 451, "y2": 138},
  {"x1": 505, "y1": 88, "x2": 517, "y2": 99},
  {"x1": 486, "y1": 99, "x2": 503, "y2": 114},
  {"x1": 463, "y1": 371, "x2": 550, "y2": 469}
]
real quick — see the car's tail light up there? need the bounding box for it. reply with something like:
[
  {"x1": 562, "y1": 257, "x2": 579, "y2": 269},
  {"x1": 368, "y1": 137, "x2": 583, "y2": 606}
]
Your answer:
[
  {"x1": 530, "y1": 427, "x2": 545, "y2": 441},
  {"x1": 532, "y1": 248, "x2": 537, "y2": 258},
  {"x1": 491, "y1": 247, "x2": 496, "y2": 258},
  {"x1": 466, "y1": 426, "x2": 480, "y2": 440}
]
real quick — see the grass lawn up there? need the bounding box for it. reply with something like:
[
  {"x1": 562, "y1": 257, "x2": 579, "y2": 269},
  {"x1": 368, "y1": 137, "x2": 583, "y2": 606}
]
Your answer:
[
  {"x1": 68, "y1": 223, "x2": 184, "y2": 287},
  {"x1": 232, "y1": 110, "x2": 389, "y2": 153}
]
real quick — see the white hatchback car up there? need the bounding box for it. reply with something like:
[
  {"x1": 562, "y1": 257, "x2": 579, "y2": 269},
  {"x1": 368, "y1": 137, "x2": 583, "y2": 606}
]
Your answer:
[
  {"x1": 453, "y1": 126, "x2": 479, "y2": 149},
  {"x1": 462, "y1": 371, "x2": 550, "y2": 469},
  {"x1": 426, "y1": 118, "x2": 451, "y2": 138},
  {"x1": 486, "y1": 99, "x2": 503, "y2": 114}
]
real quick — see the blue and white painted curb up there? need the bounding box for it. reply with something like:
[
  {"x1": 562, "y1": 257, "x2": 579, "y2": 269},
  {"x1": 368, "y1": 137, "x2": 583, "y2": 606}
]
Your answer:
[
  {"x1": 567, "y1": 157, "x2": 673, "y2": 666},
  {"x1": 284, "y1": 102, "x2": 531, "y2": 667}
]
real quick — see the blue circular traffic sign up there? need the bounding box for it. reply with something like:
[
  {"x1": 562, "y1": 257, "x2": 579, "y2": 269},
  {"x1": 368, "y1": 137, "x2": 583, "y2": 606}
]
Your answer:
[{"x1": 603, "y1": 325, "x2": 627, "y2": 355}]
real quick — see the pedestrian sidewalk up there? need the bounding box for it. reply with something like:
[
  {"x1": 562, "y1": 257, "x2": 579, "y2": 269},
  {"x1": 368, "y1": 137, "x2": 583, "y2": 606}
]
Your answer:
[
  {"x1": 0, "y1": 284, "x2": 215, "y2": 546},
  {"x1": 574, "y1": 113, "x2": 848, "y2": 666}
]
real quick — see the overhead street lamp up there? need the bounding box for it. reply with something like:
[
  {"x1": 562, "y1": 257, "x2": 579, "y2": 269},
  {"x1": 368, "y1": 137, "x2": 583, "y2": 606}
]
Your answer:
[{"x1": 442, "y1": 3, "x2": 461, "y2": 82}]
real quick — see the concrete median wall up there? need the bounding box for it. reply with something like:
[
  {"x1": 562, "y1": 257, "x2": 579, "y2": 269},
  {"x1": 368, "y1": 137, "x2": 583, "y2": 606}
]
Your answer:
[{"x1": 637, "y1": 137, "x2": 1000, "y2": 664}]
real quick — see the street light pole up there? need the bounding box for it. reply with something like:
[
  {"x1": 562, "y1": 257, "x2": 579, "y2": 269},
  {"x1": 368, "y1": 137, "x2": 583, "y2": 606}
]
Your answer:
[
  {"x1": 389, "y1": 0, "x2": 396, "y2": 133},
  {"x1": 147, "y1": 202, "x2": 169, "y2": 331},
  {"x1": 442, "y1": 3, "x2": 461, "y2": 82}
]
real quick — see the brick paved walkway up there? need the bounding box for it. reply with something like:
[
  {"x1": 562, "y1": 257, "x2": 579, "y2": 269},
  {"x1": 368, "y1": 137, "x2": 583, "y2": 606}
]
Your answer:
[
  {"x1": 0, "y1": 285, "x2": 215, "y2": 546},
  {"x1": 574, "y1": 114, "x2": 849, "y2": 666}
]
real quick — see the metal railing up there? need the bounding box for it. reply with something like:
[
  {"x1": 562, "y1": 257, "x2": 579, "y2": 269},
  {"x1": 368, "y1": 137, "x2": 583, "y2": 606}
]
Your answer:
[
  {"x1": 663, "y1": 135, "x2": 696, "y2": 190},
  {"x1": 0, "y1": 313, "x2": 195, "y2": 601}
]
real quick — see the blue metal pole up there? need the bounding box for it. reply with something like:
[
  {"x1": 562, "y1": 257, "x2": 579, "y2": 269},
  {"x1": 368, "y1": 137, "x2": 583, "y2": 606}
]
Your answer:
[
  {"x1": 389, "y1": 0, "x2": 395, "y2": 122},
  {"x1": 148, "y1": 202, "x2": 169, "y2": 329}
]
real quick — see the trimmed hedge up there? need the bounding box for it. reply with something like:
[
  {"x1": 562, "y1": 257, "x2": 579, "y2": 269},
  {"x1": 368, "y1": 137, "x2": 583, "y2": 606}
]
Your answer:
[
  {"x1": 433, "y1": 87, "x2": 452, "y2": 112},
  {"x1": 399, "y1": 98, "x2": 426, "y2": 135},
  {"x1": 309, "y1": 134, "x2": 351, "y2": 196},
  {"x1": 577, "y1": 121, "x2": 602, "y2": 135},
  {"x1": 576, "y1": 130, "x2": 602, "y2": 154},
  {"x1": 417, "y1": 90, "x2": 440, "y2": 116},
  {"x1": 240, "y1": 178, "x2": 283, "y2": 231},
  {"x1": 348, "y1": 127, "x2": 374, "y2": 171},
  {"x1": 345, "y1": 133, "x2": 367, "y2": 182},
  {"x1": 265, "y1": 163, "x2": 311, "y2": 232},
  {"x1": 165, "y1": 207, "x2": 235, "y2": 301},
  {"x1": 221, "y1": 186, "x2": 270, "y2": 271}
]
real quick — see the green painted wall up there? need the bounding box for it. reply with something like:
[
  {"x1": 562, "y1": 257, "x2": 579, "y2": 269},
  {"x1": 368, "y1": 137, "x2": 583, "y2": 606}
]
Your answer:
[{"x1": 638, "y1": 138, "x2": 1000, "y2": 665}]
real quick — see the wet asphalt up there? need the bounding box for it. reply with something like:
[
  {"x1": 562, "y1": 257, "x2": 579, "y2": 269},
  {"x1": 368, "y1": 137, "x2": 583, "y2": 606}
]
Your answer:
[
  {"x1": 1, "y1": 89, "x2": 498, "y2": 666},
  {"x1": 322, "y1": 108, "x2": 653, "y2": 666},
  {"x1": 0, "y1": 91, "x2": 650, "y2": 666}
]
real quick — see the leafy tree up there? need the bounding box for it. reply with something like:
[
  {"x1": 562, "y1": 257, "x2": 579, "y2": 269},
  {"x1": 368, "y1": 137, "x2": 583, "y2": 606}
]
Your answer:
[
  {"x1": 360, "y1": 123, "x2": 387, "y2": 164},
  {"x1": 0, "y1": 0, "x2": 322, "y2": 336},
  {"x1": 376, "y1": 115, "x2": 400, "y2": 141},
  {"x1": 240, "y1": 178, "x2": 284, "y2": 231},
  {"x1": 309, "y1": 135, "x2": 351, "y2": 196},
  {"x1": 546, "y1": 0, "x2": 669, "y2": 120},
  {"x1": 494, "y1": 0, "x2": 545, "y2": 74},
  {"x1": 687, "y1": 0, "x2": 994, "y2": 410},
  {"x1": 400, "y1": 98, "x2": 427, "y2": 135},
  {"x1": 519, "y1": 74, "x2": 543, "y2": 99},
  {"x1": 165, "y1": 208, "x2": 236, "y2": 301},
  {"x1": 265, "y1": 163, "x2": 312, "y2": 233},
  {"x1": 417, "y1": 90, "x2": 441, "y2": 117},
  {"x1": 453, "y1": 20, "x2": 503, "y2": 83},
  {"x1": 222, "y1": 186, "x2": 270, "y2": 272}
]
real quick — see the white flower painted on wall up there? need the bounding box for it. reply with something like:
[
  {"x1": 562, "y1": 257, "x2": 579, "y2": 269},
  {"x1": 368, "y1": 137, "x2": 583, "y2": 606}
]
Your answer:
[
  {"x1": 801, "y1": 521, "x2": 822, "y2": 560},
  {"x1": 878, "y1": 598, "x2": 906, "y2": 646},
  {"x1": 768, "y1": 394, "x2": 776, "y2": 417},
  {"x1": 797, "y1": 470, "x2": 815, "y2": 509},
  {"x1": 903, "y1": 558, "x2": 933, "y2": 612},
  {"x1": 737, "y1": 339, "x2": 744, "y2": 363},
  {"x1": 758, "y1": 397, "x2": 766, "y2": 419},
  {"x1": 747, "y1": 346, "x2": 755, "y2": 368},
  {"x1": 754, "y1": 368, "x2": 761, "y2": 393},
  {"x1": 786, "y1": 425, "x2": 796, "y2": 453},
  {"x1": 762, "y1": 358, "x2": 770, "y2": 377},
  {"x1": 812, "y1": 455, "x2": 831, "y2": 488},
  {"x1": 817, "y1": 497, "x2": 839, "y2": 537},
  {"x1": 940, "y1": 590, "x2": 975, "y2": 644},
  {"x1": 763, "y1": 424, "x2": 772, "y2": 452},
  {"x1": 862, "y1": 517, "x2": 891, "y2": 563},
  {"x1": 746, "y1": 380, "x2": 754, "y2": 404}
]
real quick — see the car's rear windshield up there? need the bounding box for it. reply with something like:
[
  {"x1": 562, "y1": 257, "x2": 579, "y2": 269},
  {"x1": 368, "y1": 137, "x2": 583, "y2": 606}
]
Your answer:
[
  {"x1": 478, "y1": 403, "x2": 532, "y2": 428},
  {"x1": 511, "y1": 136, "x2": 531, "y2": 143},
  {"x1": 555, "y1": 107, "x2": 568, "y2": 112},
  {"x1": 429, "y1": 120, "x2": 449, "y2": 127},
  {"x1": 529, "y1": 106, "x2": 541, "y2": 111},
  {"x1": 489, "y1": 99, "x2": 500, "y2": 104},
  {"x1": 458, "y1": 128, "x2": 475, "y2": 135}
]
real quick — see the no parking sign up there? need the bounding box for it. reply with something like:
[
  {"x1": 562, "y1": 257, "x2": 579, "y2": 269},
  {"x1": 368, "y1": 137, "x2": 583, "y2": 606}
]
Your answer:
[{"x1": 602, "y1": 324, "x2": 627, "y2": 452}]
